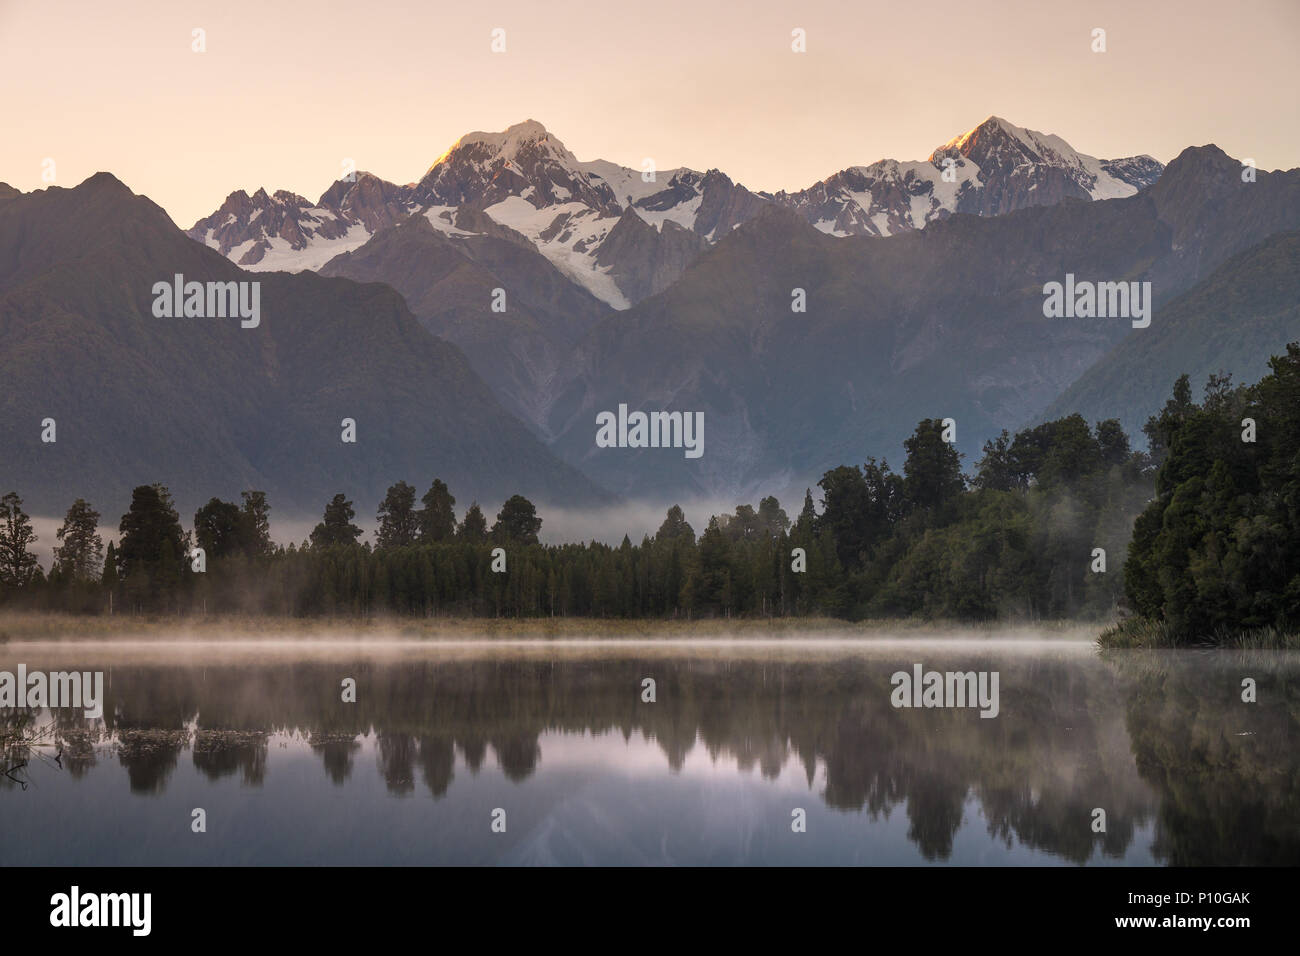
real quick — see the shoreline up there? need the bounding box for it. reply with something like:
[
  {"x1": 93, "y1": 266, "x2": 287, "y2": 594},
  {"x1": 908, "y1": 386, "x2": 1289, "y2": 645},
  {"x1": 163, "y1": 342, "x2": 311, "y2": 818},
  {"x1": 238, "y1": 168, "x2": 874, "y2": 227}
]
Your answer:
[
  {"x1": 1098, "y1": 617, "x2": 1300, "y2": 650},
  {"x1": 4, "y1": 613, "x2": 1294, "y2": 648},
  {"x1": 0, "y1": 612, "x2": 1105, "y2": 643}
]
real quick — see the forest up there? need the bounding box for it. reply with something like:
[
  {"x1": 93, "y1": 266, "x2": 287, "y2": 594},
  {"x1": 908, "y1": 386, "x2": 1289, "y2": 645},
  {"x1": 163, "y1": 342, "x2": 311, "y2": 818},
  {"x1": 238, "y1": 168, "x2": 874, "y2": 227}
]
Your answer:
[{"x1": 2, "y1": 343, "x2": 1297, "y2": 644}]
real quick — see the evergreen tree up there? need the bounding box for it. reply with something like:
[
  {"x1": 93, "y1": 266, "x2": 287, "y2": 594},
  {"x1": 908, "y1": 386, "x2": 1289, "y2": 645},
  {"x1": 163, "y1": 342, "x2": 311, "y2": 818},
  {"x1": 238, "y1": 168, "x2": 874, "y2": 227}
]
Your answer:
[
  {"x1": 793, "y1": 489, "x2": 817, "y2": 538},
  {"x1": 491, "y1": 495, "x2": 542, "y2": 544},
  {"x1": 974, "y1": 430, "x2": 1019, "y2": 491},
  {"x1": 53, "y1": 498, "x2": 104, "y2": 582},
  {"x1": 1124, "y1": 344, "x2": 1300, "y2": 639},
  {"x1": 1032, "y1": 415, "x2": 1104, "y2": 490},
  {"x1": 194, "y1": 497, "x2": 243, "y2": 559},
  {"x1": 818, "y1": 465, "x2": 872, "y2": 569},
  {"x1": 311, "y1": 494, "x2": 362, "y2": 548},
  {"x1": 240, "y1": 490, "x2": 273, "y2": 556},
  {"x1": 0, "y1": 492, "x2": 39, "y2": 589},
  {"x1": 459, "y1": 502, "x2": 488, "y2": 542},
  {"x1": 1143, "y1": 373, "x2": 1196, "y2": 472},
  {"x1": 655, "y1": 505, "x2": 695, "y2": 542},
  {"x1": 118, "y1": 484, "x2": 187, "y2": 605},
  {"x1": 757, "y1": 496, "x2": 790, "y2": 537},
  {"x1": 902, "y1": 418, "x2": 965, "y2": 513},
  {"x1": 698, "y1": 517, "x2": 733, "y2": 614},
  {"x1": 1096, "y1": 419, "x2": 1132, "y2": 468},
  {"x1": 376, "y1": 481, "x2": 420, "y2": 550},
  {"x1": 729, "y1": 504, "x2": 762, "y2": 542},
  {"x1": 418, "y1": 479, "x2": 457, "y2": 543},
  {"x1": 101, "y1": 541, "x2": 119, "y2": 590}
]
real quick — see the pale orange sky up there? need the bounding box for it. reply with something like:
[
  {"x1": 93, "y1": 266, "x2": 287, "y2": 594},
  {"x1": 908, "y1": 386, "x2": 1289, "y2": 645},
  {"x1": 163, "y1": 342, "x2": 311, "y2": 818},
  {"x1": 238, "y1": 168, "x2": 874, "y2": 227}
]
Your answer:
[{"x1": 2, "y1": 0, "x2": 1297, "y2": 227}]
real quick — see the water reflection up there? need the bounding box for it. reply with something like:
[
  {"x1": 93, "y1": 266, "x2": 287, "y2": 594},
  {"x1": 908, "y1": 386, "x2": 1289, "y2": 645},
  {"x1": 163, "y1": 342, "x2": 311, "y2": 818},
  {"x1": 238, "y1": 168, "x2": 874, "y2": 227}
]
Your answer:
[{"x1": 1, "y1": 641, "x2": 1296, "y2": 865}]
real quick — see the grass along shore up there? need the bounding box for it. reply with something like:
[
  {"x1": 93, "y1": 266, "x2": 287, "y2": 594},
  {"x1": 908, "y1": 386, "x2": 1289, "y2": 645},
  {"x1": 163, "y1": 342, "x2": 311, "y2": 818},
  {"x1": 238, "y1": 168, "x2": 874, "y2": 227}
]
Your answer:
[{"x1": 1098, "y1": 616, "x2": 1300, "y2": 649}]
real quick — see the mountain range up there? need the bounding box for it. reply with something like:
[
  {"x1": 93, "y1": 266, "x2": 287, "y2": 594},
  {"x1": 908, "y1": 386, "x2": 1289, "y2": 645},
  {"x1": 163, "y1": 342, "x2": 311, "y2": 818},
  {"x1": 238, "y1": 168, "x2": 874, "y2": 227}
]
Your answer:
[
  {"x1": 189, "y1": 116, "x2": 1163, "y2": 310},
  {"x1": 3, "y1": 115, "x2": 1298, "y2": 519},
  {"x1": 0, "y1": 173, "x2": 609, "y2": 517},
  {"x1": 537, "y1": 142, "x2": 1300, "y2": 499},
  {"x1": 209, "y1": 116, "x2": 1169, "y2": 437}
]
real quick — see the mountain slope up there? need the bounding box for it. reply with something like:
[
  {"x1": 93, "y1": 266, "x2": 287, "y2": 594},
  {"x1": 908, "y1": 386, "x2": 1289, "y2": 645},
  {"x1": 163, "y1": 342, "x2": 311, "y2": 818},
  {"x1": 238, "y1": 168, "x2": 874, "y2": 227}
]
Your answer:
[
  {"x1": 0, "y1": 174, "x2": 610, "y2": 517},
  {"x1": 546, "y1": 146, "x2": 1298, "y2": 500},
  {"x1": 184, "y1": 116, "x2": 1171, "y2": 436},
  {"x1": 1044, "y1": 230, "x2": 1300, "y2": 438},
  {"x1": 320, "y1": 213, "x2": 611, "y2": 434}
]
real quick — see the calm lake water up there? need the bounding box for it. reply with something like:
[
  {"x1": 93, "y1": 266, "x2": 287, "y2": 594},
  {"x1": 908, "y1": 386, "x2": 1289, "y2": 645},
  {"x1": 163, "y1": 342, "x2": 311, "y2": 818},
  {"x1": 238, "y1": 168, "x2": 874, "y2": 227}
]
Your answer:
[{"x1": 2, "y1": 637, "x2": 1296, "y2": 866}]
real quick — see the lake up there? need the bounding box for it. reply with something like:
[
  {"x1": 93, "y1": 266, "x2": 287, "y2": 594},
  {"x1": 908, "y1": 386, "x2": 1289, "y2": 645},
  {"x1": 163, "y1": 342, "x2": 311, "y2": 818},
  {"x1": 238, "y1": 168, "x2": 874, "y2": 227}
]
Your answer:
[{"x1": 2, "y1": 636, "x2": 1296, "y2": 866}]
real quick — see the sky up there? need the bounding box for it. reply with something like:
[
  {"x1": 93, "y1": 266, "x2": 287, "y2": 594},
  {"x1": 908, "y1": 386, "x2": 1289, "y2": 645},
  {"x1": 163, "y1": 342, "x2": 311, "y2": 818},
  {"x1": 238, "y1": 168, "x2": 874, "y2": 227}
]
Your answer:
[{"x1": 2, "y1": 0, "x2": 1298, "y2": 227}]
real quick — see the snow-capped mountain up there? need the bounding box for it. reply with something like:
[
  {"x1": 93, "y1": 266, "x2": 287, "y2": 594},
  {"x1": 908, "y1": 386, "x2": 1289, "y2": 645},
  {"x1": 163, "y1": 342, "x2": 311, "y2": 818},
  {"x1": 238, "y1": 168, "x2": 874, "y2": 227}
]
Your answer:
[
  {"x1": 414, "y1": 119, "x2": 620, "y2": 213},
  {"x1": 188, "y1": 173, "x2": 413, "y2": 272},
  {"x1": 187, "y1": 120, "x2": 761, "y2": 308},
  {"x1": 408, "y1": 121, "x2": 633, "y2": 306},
  {"x1": 188, "y1": 116, "x2": 1163, "y2": 307},
  {"x1": 773, "y1": 116, "x2": 1164, "y2": 237},
  {"x1": 406, "y1": 121, "x2": 769, "y2": 306}
]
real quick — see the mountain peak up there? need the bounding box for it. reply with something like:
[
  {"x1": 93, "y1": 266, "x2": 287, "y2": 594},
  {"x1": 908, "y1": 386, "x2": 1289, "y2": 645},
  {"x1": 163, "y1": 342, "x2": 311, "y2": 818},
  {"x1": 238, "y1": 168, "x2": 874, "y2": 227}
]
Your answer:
[
  {"x1": 1147, "y1": 144, "x2": 1244, "y2": 218},
  {"x1": 460, "y1": 118, "x2": 551, "y2": 149},
  {"x1": 431, "y1": 119, "x2": 565, "y2": 170},
  {"x1": 936, "y1": 115, "x2": 1026, "y2": 155},
  {"x1": 416, "y1": 119, "x2": 614, "y2": 214},
  {"x1": 501, "y1": 118, "x2": 549, "y2": 139},
  {"x1": 78, "y1": 171, "x2": 134, "y2": 195},
  {"x1": 1162, "y1": 143, "x2": 1236, "y2": 172}
]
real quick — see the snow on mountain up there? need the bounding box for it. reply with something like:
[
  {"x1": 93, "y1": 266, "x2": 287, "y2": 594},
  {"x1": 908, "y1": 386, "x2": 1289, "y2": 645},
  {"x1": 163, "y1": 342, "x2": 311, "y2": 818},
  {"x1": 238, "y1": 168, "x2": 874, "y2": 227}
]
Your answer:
[
  {"x1": 775, "y1": 116, "x2": 1164, "y2": 237},
  {"x1": 480, "y1": 194, "x2": 631, "y2": 308},
  {"x1": 408, "y1": 121, "x2": 766, "y2": 307},
  {"x1": 187, "y1": 174, "x2": 414, "y2": 272},
  {"x1": 774, "y1": 157, "x2": 982, "y2": 237},
  {"x1": 188, "y1": 116, "x2": 1164, "y2": 306},
  {"x1": 413, "y1": 120, "x2": 619, "y2": 213},
  {"x1": 934, "y1": 115, "x2": 1161, "y2": 202},
  {"x1": 1099, "y1": 154, "x2": 1167, "y2": 193},
  {"x1": 581, "y1": 159, "x2": 691, "y2": 207}
]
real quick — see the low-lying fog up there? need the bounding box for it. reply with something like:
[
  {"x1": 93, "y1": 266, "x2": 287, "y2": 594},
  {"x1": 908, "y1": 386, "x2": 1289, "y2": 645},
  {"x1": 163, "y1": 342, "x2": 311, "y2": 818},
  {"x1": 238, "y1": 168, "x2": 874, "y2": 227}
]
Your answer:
[{"x1": 28, "y1": 496, "x2": 765, "y2": 563}]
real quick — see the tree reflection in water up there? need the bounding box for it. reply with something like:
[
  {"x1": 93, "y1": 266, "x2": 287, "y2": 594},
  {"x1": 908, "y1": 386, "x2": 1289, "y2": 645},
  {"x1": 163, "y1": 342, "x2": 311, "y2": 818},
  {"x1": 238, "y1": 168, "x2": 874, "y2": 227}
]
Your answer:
[{"x1": 2, "y1": 646, "x2": 1296, "y2": 865}]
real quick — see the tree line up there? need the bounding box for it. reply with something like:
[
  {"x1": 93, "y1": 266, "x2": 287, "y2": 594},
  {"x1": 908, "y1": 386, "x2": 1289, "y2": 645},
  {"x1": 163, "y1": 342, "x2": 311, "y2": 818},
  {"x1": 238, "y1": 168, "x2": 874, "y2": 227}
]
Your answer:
[
  {"x1": 0, "y1": 423, "x2": 1147, "y2": 621},
  {"x1": 1118, "y1": 343, "x2": 1300, "y2": 643},
  {"x1": 2, "y1": 345, "x2": 1296, "y2": 639}
]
